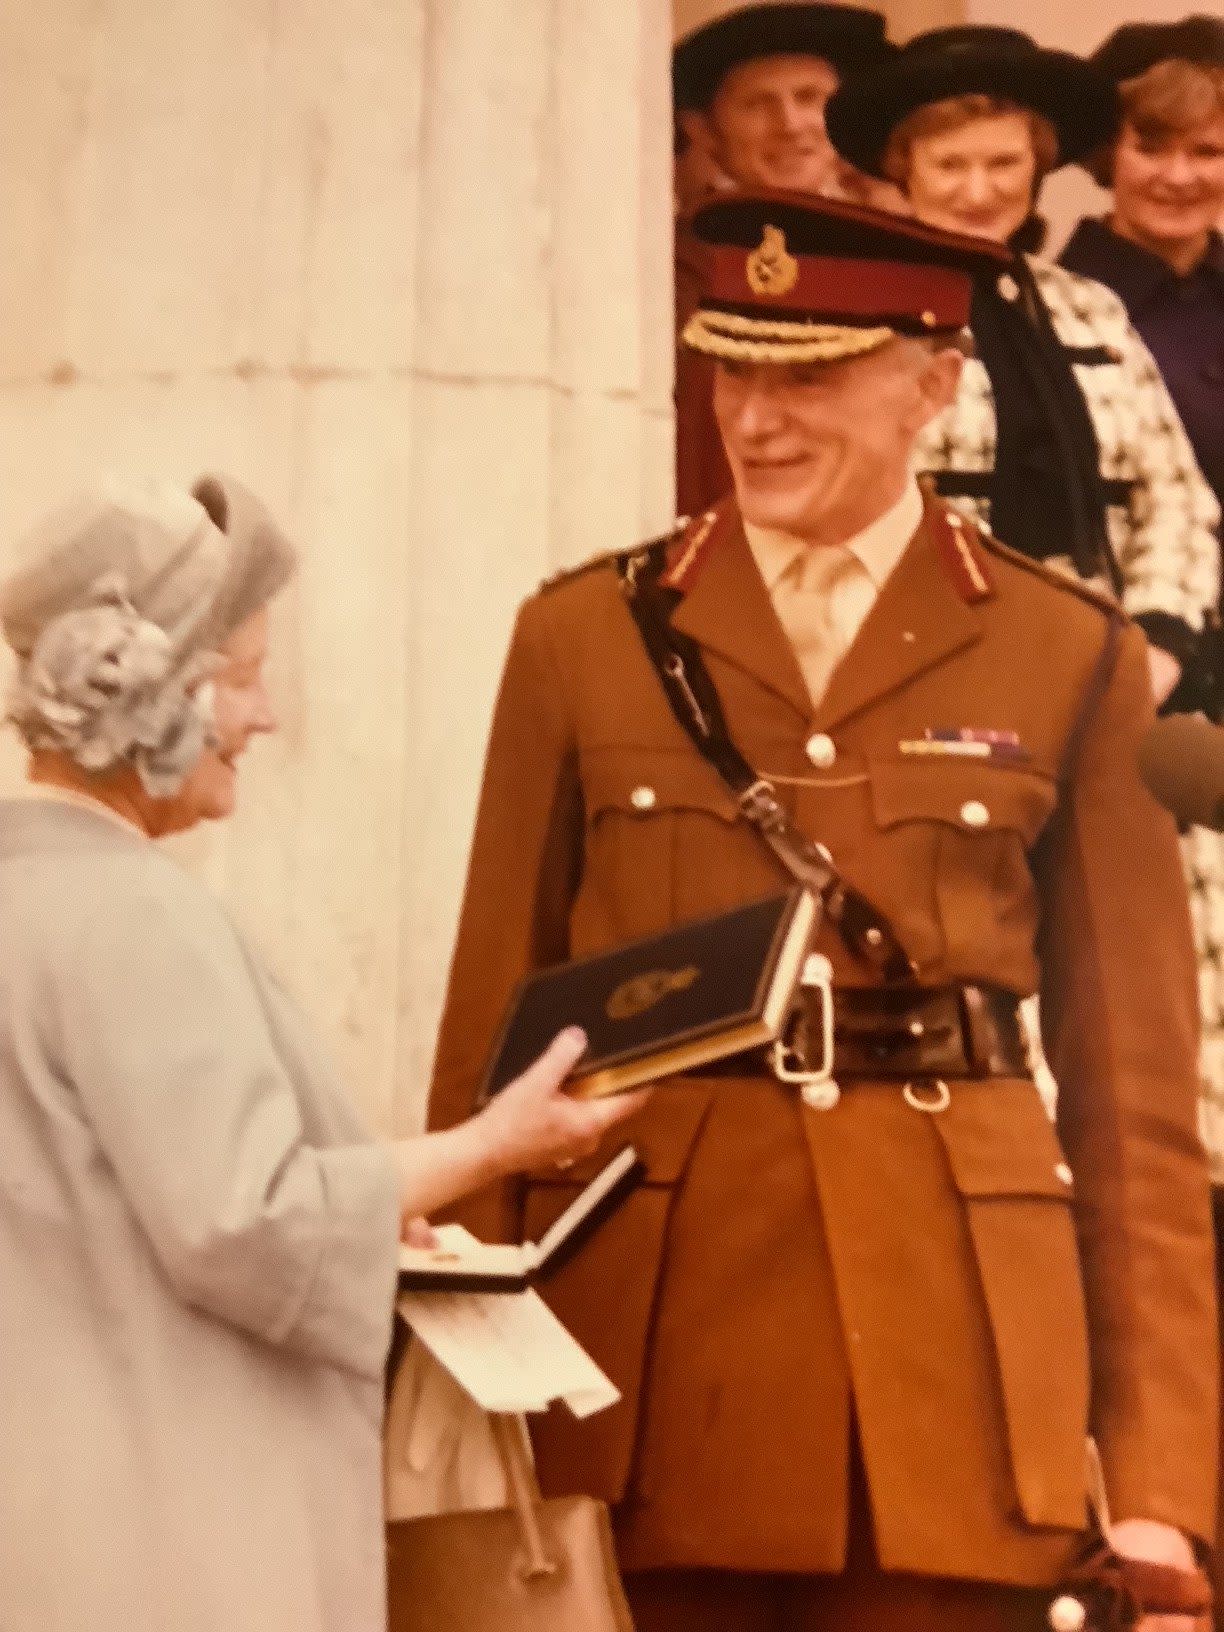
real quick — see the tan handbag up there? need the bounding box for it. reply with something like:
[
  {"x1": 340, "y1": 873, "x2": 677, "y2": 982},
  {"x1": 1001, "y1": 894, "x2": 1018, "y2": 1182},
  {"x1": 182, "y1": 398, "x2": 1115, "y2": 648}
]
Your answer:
[{"x1": 387, "y1": 1412, "x2": 635, "y2": 1631}]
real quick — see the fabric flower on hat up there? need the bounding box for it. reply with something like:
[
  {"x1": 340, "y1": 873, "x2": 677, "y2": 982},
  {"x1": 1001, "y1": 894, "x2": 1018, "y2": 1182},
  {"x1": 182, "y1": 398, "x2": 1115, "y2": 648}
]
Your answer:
[
  {"x1": 7, "y1": 572, "x2": 217, "y2": 795},
  {"x1": 0, "y1": 472, "x2": 296, "y2": 795}
]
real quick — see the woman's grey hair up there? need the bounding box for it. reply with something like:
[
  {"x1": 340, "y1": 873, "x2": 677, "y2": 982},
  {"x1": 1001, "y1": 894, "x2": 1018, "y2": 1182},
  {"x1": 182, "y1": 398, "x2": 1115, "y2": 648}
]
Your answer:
[{"x1": 0, "y1": 473, "x2": 296, "y2": 795}]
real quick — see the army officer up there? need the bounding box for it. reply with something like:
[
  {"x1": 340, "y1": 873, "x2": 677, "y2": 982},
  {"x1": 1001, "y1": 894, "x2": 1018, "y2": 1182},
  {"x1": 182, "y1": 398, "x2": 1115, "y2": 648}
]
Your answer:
[{"x1": 429, "y1": 195, "x2": 1217, "y2": 1630}]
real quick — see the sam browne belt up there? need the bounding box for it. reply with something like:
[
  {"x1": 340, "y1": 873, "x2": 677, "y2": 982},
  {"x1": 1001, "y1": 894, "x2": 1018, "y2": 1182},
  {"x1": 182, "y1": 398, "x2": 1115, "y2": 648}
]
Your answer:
[
  {"x1": 811, "y1": 981, "x2": 1026, "y2": 1081},
  {"x1": 702, "y1": 981, "x2": 1028, "y2": 1087},
  {"x1": 618, "y1": 539, "x2": 915, "y2": 984},
  {"x1": 617, "y1": 536, "x2": 1036, "y2": 1100}
]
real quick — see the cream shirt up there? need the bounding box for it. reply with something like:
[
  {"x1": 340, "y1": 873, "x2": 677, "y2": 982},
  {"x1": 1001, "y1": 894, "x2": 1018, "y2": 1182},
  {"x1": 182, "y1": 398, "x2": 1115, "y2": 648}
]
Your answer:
[{"x1": 745, "y1": 480, "x2": 924, "y2": 705}]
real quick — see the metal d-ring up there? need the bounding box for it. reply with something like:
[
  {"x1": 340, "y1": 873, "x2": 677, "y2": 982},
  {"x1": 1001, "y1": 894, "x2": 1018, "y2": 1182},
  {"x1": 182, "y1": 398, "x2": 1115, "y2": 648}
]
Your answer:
[{"x1": 903, "y1": 1079, "x2": 951, "y2": 1114}]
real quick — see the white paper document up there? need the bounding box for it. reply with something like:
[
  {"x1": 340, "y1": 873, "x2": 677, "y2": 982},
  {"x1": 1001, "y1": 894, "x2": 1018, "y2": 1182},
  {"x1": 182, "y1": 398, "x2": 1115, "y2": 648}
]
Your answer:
[
  {"x1": 397, "y1": 1224, "x2": 621, "y2": 1418},
  {"x1": 396, "y1": 1145, "x2": 641, "y2": 1290}
]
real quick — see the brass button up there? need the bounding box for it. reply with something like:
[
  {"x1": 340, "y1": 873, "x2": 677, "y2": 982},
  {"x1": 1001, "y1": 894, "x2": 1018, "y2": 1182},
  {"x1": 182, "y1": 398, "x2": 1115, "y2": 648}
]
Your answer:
[
  {"x1": 630, "y1": 785, "x2": 656, "y2": 811},
  {"x1": 960, "y1": 799, "x2": 990, "y2": 828},
  {"x1": 1049, "y1": 1595, "x2": 1087, "y2": 1632},
  {"x1": 1054, "y1": 1162, "x2": 1073, "y2": 1187},
  {"x1": 801, "y1": 1080, "x2": 841, "y2": 1111},
  {"x1": 805, "y1": 732, "x2": 836, "y2": 769},
  {"x1": 997, "y1": 272, "x2": 1020, "y2": 302}
]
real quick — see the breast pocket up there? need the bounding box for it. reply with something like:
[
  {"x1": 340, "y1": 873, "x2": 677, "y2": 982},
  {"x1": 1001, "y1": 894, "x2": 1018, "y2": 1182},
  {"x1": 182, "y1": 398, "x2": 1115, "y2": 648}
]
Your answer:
[
  {"x1": 868, "y1": 759, "x2": 1058, "y2": 972},
  {"x1": 577, "y1": 746, "x2": 781, "y2": 940}
]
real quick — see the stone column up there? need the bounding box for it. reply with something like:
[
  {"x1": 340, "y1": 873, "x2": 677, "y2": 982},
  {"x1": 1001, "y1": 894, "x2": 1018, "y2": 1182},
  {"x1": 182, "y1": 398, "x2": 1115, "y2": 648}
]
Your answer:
[{"x1": 0, "y1": 0, "x2": 676, "y2": 1132}]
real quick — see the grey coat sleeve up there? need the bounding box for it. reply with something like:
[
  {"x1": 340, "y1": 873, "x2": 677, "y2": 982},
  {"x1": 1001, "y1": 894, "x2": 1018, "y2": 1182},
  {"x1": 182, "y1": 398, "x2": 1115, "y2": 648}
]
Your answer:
[{"x1": 51, "y1": 862, "x2": 401, "y2": 1381}]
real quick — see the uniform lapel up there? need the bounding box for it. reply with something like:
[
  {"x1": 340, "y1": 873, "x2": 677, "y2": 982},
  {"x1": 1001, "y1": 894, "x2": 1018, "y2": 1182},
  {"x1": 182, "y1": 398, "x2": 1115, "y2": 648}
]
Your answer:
[
  {"x1": 669, "y1": 504, "x2": 813, "y2": 722},
  {"x1": 812, "y1": 505, "x2": 984, "y2": 733}
]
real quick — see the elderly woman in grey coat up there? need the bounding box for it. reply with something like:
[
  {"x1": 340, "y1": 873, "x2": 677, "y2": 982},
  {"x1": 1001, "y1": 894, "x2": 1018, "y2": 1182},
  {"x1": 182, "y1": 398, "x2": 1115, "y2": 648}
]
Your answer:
[{"x1": 0, "y1": 474, "x2": 640, "y2": 1632}]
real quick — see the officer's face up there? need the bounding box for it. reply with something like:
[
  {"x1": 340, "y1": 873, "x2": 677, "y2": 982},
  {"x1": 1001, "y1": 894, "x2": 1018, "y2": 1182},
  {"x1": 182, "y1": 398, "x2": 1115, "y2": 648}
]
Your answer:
[
  {"x1": 703, "y1": 54, "x2": 843, "y2": 194},
  {"x1": 714, "y1": 340, "x2": 962, "y2": 539}
]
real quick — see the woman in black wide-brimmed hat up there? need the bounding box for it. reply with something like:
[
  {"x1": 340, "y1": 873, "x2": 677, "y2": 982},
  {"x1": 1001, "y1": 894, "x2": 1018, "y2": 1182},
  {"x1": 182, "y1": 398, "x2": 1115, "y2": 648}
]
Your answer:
[
  {"x1": 828, "y1": 25, "x2": 1224, "y2": 1224},
  {"x1": 827, "y1": 26, "x2": 1220, "y2": 714}
]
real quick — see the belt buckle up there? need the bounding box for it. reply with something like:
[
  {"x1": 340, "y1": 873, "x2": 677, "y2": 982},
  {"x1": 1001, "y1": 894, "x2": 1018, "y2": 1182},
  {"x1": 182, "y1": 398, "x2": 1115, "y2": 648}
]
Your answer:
[
  {"x1": 738, "y1": 778, "x2": 786, "y2": 831},
  {"x1": 770, "y1": 953, "x2": 838, "y2": 1108}
]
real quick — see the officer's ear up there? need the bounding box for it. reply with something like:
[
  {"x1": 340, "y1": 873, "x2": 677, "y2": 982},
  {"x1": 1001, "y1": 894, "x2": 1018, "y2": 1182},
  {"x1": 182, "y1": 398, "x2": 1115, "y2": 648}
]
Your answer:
[
  {"x1": 678, "y1": 107, "x2": 719, "y2": 165},
  {"x1": 911, "y1": 340, "x2": 965, "y2": 430}
]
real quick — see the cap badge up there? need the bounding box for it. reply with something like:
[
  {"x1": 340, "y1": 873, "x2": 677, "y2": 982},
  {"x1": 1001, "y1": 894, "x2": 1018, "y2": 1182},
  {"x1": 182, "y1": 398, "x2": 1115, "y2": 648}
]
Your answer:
[{"x1": 745, "y1": 225, "x2": 799, "y2": 298}]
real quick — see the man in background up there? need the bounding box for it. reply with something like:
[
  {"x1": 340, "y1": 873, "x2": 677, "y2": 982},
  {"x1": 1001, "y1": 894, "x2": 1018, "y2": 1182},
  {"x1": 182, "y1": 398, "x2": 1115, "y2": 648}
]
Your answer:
[{"x1": 672, "y1": 3, "x2": 901, "y2": 514}]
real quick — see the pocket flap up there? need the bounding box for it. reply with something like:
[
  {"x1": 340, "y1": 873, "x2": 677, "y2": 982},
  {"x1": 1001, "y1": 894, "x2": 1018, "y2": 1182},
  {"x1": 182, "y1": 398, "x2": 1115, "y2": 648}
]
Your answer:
[
  {"x1": 525, "y1": 1078, "x2": 717, "y2": 1188},
  {"x1": 934, "y1": 1080, "x2": 1074, "y2": 1199},
  {"x1": 869, "y1": 758, "x2": 1056, "y2": 841},
  {"x1": 582, "y1": 746, "x2": 739, "y2": 822}
]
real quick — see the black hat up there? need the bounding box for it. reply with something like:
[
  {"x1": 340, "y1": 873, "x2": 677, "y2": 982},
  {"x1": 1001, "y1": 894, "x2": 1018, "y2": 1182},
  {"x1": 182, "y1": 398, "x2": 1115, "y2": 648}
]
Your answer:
[
  {"x1": 825, "y1": 26, "x2": 1119, "y2": 178},
  {"x1": 1092, "y1": 16, "x2": 1224, "y2": 84},
  {"x1": 681, "y1": 190, "x2": 1008, "y2": 364},
  {"x1": 673, "y1": 3, "x2": 892, "y2": 112}
]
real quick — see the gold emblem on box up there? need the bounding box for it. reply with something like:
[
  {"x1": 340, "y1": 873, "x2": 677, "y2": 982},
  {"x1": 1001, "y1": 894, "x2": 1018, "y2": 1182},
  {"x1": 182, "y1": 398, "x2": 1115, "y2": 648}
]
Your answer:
[
  {"x1": 606, "y1": 966, "x2": 700, "y2": 1021},
  {"x1": 482, "y1": 892, "x2": 816, "y2": 1101},
  {"x1": 746, "y1": 225, "x2": 799, "y2": 297}
]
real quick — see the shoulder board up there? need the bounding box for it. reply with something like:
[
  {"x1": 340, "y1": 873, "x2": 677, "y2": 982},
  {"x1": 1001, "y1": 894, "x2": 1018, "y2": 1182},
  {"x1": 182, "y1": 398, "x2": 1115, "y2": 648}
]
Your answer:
[
  {"x1": 537, "y1": 517, "x2": 692, "y2": 595},
  {"x1": 660, "y1": 507, "x2": 721, "y2": 592},
  {"x1": 537, "y1": 547, "x2": 629, "y2": 595},
  {"x1": 928, "y1": 503, "x2": 996, "y2": 604},
  {"x1": 976, "y1": 530, "x2": 1122, "y2": 617}
]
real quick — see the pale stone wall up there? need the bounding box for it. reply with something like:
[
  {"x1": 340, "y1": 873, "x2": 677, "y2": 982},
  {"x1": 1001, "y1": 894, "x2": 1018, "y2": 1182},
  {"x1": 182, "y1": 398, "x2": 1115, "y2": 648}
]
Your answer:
[{"x1": 0, "y1": 0, "x2": 676, "y2": 1133}]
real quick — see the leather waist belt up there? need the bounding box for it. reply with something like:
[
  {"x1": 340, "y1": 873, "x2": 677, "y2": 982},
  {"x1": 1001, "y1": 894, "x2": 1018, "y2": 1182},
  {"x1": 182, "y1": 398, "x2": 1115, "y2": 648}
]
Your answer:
[
  {"x1": 705, "y1": 983, "x2": 1027, "y2": 1082},
  {"x1": 821, "y1": 983, "x2": 1027, "y2": 1080}
]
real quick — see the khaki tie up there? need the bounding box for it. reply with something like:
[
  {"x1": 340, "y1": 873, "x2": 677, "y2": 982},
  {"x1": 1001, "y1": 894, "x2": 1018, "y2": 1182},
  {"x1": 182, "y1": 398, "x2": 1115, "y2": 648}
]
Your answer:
[{"x1": 773, "y1": 545, "x2": 875, "y2": 707}]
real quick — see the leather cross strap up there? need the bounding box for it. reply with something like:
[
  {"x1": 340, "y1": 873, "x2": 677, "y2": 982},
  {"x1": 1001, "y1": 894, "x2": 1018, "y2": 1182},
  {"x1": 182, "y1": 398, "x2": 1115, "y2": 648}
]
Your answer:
[{"x1": 618, "y1": 539, "x2": 916, "y2": 982}]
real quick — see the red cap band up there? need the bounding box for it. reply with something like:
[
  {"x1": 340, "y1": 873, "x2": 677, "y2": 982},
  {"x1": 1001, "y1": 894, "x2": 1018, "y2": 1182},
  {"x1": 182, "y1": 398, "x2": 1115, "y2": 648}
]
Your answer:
[{"x1": 704, "y1": 246, "x2": 972, "y2": 330}]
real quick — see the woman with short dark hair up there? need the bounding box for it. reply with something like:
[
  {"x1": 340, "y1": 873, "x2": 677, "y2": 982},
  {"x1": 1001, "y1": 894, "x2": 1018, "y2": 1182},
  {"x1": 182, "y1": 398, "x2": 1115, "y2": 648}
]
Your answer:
[
  {"x1": 1062, "y1": 18, "x2": 1224, "y2": 519},
  {"x1": 1061, "y1": 12, "x2": 1224, "y2": 1183}
]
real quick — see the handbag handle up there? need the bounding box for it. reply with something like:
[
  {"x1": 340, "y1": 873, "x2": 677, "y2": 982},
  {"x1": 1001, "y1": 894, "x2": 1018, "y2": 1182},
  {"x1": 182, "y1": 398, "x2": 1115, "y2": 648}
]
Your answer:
[{"x1": 490, "y1": 1414, "x2": 560, "y2": 1580}]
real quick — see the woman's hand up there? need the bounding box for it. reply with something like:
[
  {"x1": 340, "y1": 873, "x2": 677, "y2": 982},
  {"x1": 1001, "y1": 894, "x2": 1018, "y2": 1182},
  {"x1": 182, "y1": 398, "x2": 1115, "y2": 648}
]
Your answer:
[
  {"x1": 392, "y1": 1028, "x2": 650, "y2": 1225},
  {"x1": 474, "y1": 1027, "x2": 651, "y2": 1178}
]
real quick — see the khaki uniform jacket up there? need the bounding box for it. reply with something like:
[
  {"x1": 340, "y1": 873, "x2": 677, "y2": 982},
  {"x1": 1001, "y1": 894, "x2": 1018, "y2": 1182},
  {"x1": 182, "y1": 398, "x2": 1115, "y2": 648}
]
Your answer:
[{"x1": 429, "y1": 499, "x2": 1218, "y2": 1585}]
